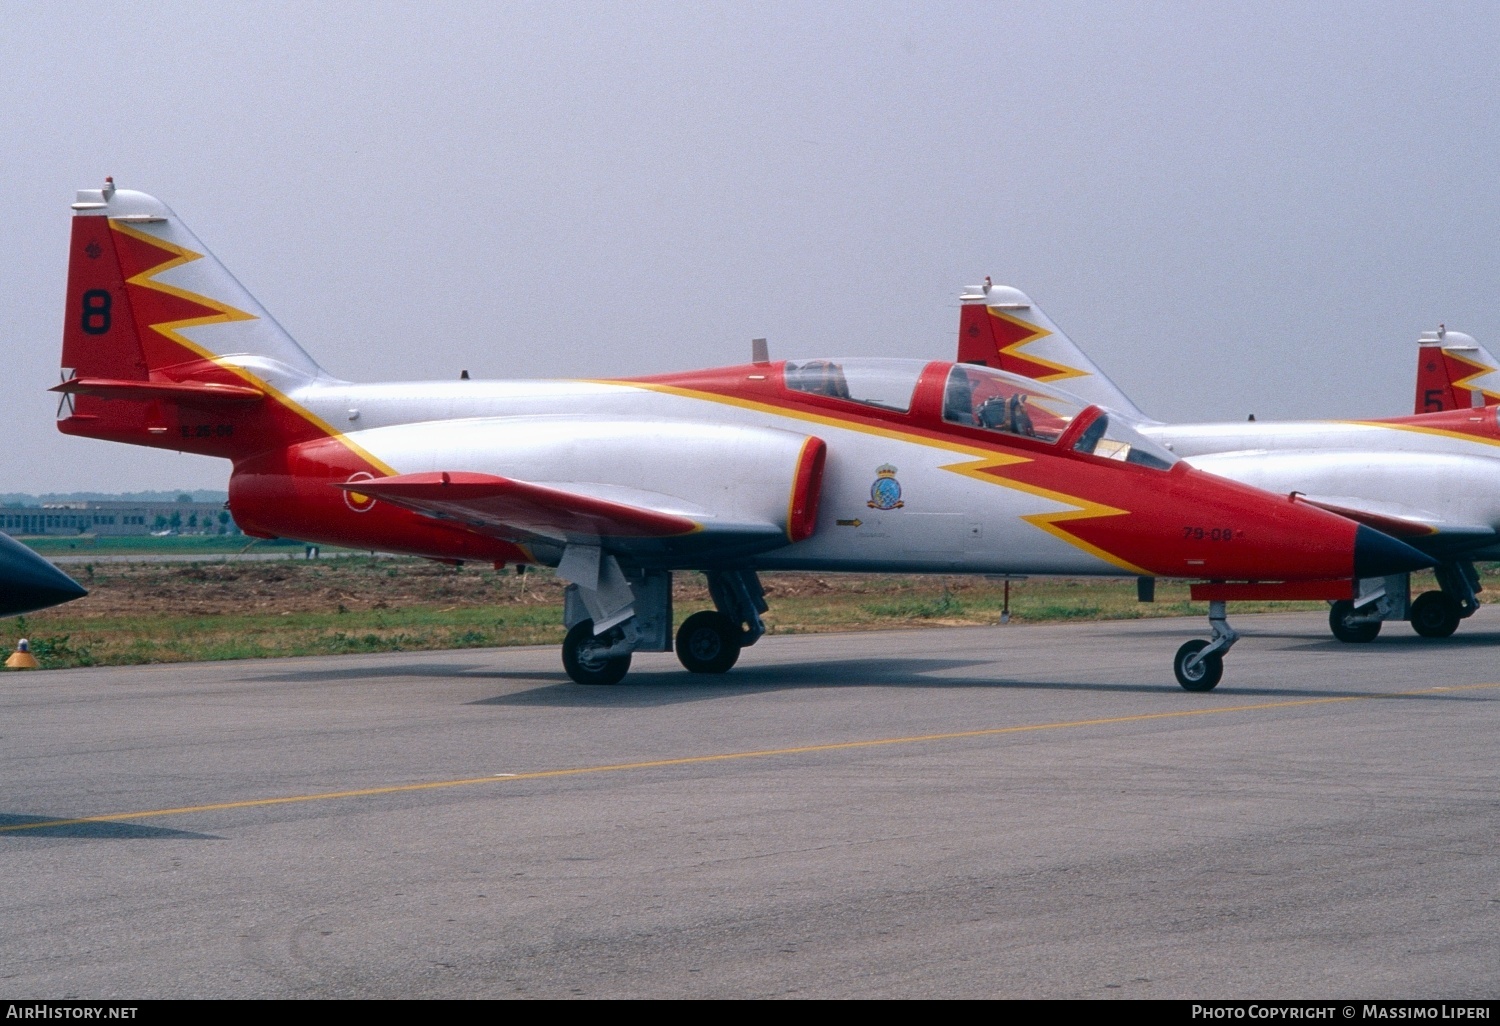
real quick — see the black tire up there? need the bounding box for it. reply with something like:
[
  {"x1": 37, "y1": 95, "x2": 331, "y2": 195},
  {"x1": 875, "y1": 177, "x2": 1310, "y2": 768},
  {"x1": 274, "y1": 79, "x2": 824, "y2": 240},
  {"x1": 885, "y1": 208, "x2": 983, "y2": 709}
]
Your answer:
[
  {"x1": 1173, "y1": 639, "x2": 1223, "y2": 692},
  {"x1": 675, "y1": 611, "x2": 742, "y2": 674},
  {"x1": 562, "y1": 620, "x2": 631, "y2": 685},
  {"x1": 1328, "y1": 599, "x2": 1381, "y2": 643},
  {"x1": 1410, "y1": 591, "x2": 1461, "y2": 639}
]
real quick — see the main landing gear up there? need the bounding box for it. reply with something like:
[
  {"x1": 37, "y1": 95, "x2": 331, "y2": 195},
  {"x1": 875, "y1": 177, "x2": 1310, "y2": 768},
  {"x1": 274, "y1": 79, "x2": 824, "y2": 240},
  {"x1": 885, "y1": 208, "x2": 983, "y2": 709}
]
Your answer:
[
  {"x1": 1326, "y1": 562, "x2": 1480, "y2": 644},
  {"x1": 555, "y1": 545, "x2": 768, "y2": 686},
  {"x1": 1173, "y1": 600, "x2": 1238, "y2": 691},
  {"x1": 673, "y1": 569, "x2": 768, "y2": 675}
]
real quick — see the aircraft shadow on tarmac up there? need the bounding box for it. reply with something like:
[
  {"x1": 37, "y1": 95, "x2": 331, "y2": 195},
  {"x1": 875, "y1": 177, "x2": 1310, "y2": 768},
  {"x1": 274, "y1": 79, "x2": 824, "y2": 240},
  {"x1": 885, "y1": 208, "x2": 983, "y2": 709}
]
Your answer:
[
  {"x1": 239, "y1": 649, "x2": 1496, "y2": 705},
  {"x1": 244, "y1": 662, "x2": 495, "y2": 684},
  {"x1": 463, "y1": 657, "x2": 1470, "y2": 707},
  {"x1": 0, "y1": 813, "x2": 219, "y2": 841},
  {"x1": 1273, "y1": 629, "x2": 1500, "y2": 650}
]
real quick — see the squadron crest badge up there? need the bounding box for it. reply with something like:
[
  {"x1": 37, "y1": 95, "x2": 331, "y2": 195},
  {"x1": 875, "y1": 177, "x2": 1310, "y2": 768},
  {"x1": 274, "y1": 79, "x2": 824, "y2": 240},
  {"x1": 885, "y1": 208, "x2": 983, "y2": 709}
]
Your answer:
[{"x1": 867, "y1": 464, "x2": 905, "y2": 510}]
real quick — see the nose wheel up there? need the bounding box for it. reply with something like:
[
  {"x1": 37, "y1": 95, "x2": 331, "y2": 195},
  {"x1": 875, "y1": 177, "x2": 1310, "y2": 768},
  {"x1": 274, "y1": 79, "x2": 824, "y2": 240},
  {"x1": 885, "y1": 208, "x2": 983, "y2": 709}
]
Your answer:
[
  {"x1": 1174, "y1": 601, "x2": 1238, "y2": 691},
  {"x1": 1173, "y1": 640, "x2": 1223, "y2": 691}
]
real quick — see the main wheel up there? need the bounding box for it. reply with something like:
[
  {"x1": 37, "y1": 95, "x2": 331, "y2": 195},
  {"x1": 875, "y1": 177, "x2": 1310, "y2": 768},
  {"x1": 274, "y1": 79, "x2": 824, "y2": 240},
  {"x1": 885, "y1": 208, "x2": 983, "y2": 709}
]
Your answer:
[
  {"x1": 562, "y1": 620, "x2": 631, "y2": 685},
  {"x1": 1173, "y1": 639, "x2": 1223, "y2": 692},
  {"x1": 1410, "y1": 591, "x2": 1461, "y2": 638},
  {"x1": 675, "y1": 611, "x2": 742, "y2": 674},
  {"x1": 1328, "y1": 599, "x2": 1381, "y2": 643}
]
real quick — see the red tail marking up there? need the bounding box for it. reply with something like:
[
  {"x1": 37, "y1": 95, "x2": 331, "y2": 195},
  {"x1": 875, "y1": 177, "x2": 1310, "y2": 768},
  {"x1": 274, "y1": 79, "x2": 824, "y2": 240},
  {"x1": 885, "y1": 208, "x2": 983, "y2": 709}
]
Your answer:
[
  {"x1": 957, "y1": 305, "x2": 1066, "y2": 381},
  {"x1": 62, "y1": 217, "x2": 147, "y2": 382},
  {"x1": 1415, "y1": 347, "x2": 1460, "y2": 413}
]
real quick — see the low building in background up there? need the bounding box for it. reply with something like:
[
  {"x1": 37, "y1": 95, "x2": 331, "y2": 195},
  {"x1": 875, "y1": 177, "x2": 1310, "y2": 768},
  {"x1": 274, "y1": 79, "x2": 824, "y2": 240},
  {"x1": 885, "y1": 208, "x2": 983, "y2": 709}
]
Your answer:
[{"x1": 0, "y1": 500, "x2": 239, "y2": 537}]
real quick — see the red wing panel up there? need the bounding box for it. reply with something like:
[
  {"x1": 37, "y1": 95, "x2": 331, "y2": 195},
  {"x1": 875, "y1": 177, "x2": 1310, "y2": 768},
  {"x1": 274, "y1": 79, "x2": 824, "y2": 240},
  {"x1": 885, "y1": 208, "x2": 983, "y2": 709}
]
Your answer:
[
  {"x1": 1296, "y1": 498, "x2": 1436, "y2": 540},
  {"x1": 341, "y1": 473, "x2": 701, "y2": 540}
]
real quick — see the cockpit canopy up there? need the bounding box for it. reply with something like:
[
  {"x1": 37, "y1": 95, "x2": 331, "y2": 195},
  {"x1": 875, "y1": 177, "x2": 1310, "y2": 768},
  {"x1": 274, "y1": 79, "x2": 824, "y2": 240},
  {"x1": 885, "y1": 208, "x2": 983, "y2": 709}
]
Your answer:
[
  {"x1": 778, "y1": 358, "x2": 1177, "y2": 470},
  {"x1": 784, "y1": 359, "x2": 924, "y2": 413},
  {"x1": 942, "y1": 363, "x2": 1176, "y2": 469}
]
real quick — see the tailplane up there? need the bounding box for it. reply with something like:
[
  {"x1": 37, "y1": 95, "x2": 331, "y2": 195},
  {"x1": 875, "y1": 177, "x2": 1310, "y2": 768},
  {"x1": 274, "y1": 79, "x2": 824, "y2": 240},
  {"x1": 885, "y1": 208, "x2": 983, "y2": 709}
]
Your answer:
[
  {"x1": 957, "y1": 282, "x2": 1152, "y2": 421},
  {"x1": 1414, "y1": 326, "x2": 1500, "y2": 413},
  {"x1": 57, "y1": 180, "x2": 336, "y2": 458}
]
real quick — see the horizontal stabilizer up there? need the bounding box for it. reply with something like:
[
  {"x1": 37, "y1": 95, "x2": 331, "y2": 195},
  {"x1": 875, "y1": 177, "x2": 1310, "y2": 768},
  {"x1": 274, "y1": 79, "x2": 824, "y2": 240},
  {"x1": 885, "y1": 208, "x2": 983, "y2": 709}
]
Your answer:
[
  {"x1": 51, "y1": 377, "x2": 265, "y2": 404},
  {"x1": 338, "y1": 472, "x2": 707, "y2": 542}
]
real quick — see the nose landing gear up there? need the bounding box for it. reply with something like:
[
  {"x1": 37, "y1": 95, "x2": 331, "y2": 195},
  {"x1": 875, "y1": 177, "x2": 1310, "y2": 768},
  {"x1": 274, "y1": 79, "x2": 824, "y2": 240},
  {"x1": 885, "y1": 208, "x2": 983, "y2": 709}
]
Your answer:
[{"x1": 1174, "y1": 600, "x2": 1238, "y2": 691}]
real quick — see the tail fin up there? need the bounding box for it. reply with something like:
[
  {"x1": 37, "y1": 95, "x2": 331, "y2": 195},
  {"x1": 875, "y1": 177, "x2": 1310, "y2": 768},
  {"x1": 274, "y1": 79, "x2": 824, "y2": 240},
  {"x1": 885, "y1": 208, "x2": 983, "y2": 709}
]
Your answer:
[
  {"x1": 58, "y1": 180, "x2": 335, "y2": 458},
  {"x1": 957, "y1": 282, "x2": 1152, "y2": 421},
  {"x1": 1414, "y1": 327, "x2": 1500, "y2": 413}
]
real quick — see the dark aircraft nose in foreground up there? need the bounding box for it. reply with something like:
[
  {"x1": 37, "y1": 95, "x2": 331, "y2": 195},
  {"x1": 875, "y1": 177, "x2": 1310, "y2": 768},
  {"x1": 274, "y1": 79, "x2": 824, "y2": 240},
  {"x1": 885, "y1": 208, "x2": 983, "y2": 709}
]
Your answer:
[
  {"x1": 0, "y1": 533, "x2": 87, "y2": 616},
  {"x1": 1353, "y1": 524, "x2": 1439, "y2": 578}
]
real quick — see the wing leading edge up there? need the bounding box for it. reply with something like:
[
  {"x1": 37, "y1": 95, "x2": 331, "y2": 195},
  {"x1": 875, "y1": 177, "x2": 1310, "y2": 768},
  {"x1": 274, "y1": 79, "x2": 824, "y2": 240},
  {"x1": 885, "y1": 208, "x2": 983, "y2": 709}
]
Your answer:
[{"x1": 338, "y1": 472, "x2": 799, "y2": 562}]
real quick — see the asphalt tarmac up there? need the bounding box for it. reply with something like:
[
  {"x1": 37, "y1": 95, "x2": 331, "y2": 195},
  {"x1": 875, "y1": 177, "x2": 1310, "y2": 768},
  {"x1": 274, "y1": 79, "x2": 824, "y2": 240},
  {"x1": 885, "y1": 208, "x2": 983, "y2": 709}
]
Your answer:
[{"x1": 2, "y1": 608, "x2": 1496, "y2": 999}]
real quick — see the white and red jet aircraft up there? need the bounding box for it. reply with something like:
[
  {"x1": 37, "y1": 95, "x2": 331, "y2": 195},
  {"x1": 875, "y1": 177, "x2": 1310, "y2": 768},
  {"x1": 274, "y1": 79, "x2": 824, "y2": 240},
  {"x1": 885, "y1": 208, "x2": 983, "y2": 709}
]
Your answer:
[
  {"x1": 957, "y1": 282, "x2": 1500, "y2": 643},
  {"x1": 52, "y1": 182, "x2": 1434, "y2": 689}
]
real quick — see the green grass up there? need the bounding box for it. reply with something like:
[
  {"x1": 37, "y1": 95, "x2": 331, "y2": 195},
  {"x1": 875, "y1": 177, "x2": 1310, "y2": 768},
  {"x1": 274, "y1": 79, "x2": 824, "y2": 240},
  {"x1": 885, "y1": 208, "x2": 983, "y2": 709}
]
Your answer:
[
  {"x1": 6, "y1": 563, "x2": 1496, "y2": 671},
  {"x1": 9, "y1": 604, "x2": 567, "y2": 667},
  {"x1": 20, "y1": 534, "x2": 308, "y2": 556}
]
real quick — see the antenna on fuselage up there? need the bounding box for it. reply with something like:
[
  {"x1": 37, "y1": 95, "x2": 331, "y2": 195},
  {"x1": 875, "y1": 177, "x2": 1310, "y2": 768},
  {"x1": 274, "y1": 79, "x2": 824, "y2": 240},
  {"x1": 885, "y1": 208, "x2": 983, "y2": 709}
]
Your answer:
[{"x1": 752, "y1": 338, "x2": 769, "y2": 365}]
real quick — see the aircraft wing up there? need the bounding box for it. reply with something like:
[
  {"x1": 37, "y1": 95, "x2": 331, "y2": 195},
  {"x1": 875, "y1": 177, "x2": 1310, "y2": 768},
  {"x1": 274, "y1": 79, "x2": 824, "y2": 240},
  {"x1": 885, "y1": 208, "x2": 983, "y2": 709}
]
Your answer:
[
  {"x1": 1291, "y1": 494, "x2": 1496, "y2": 557},
  {"x1": 339, "y1": 472, "x2": 790, "y2": 556}
]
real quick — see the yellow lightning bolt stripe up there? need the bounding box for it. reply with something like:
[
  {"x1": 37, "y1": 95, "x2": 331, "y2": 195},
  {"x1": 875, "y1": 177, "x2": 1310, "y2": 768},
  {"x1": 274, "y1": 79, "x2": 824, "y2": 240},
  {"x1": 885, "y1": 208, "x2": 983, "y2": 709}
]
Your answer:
[
  {"x1": 1443, "y1": 348, "x2": 1500, "y2": 403},
  {"x1": 619, "y1": 379, "x2": 1145, "y2": 571},
  {"x1": 943, "y1": 453, "x2": 1148, "y2": 574},
  {"x1": 987, "y1": 307, "x2": 1086, "y2": 384},
  {"x1": 1342, "y1": 419, "x2": 1500, "y2": 451},
  {"x1": 108, "y1": 220, "x2": 397, "y2": 476}
]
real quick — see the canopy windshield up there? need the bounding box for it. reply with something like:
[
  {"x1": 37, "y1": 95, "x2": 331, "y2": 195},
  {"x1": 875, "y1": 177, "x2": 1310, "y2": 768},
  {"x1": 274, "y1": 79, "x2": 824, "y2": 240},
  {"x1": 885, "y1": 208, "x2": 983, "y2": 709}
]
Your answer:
[
  {"x1": 1068, "y1": 412, "x2": 1177, "y2": 470},
  {"x1": 942, "y1": 364, "x2": 1089, "y2": 443}
]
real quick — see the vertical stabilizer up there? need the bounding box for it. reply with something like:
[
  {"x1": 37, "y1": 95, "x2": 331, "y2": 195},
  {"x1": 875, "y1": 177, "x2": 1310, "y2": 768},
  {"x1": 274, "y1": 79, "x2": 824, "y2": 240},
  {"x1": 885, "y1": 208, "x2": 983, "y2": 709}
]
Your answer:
[
  {"x1": 58, "y1": 181, "x2": 339, "y2": 458},
  {"x1": 1414, "y1": 327, "x2": 1500, "y2": 413},
  {"x1": 957, "y1": 282, "x2": 1152, "y2": 421}
]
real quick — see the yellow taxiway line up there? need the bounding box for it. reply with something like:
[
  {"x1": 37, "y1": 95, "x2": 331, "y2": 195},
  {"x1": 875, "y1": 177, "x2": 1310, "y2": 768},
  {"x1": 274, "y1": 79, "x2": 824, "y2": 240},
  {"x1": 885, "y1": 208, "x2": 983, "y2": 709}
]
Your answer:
[{"x1": 4, "y1": 682, "x2": 1496, "y2": 835}]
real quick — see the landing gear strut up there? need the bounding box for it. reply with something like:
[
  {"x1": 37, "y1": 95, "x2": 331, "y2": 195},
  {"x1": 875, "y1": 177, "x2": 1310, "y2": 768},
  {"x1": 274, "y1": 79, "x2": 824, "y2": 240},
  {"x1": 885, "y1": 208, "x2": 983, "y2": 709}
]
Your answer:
[
  {"x1": 1174, "y1": 600, "x2": 1238, "y2": 691},
  {"x1": 557, "y1": 548, "x2": 673, "y2": 685},
  {"x1": 1325, "y1": 563, "x2": 1481, "y2": 644}
]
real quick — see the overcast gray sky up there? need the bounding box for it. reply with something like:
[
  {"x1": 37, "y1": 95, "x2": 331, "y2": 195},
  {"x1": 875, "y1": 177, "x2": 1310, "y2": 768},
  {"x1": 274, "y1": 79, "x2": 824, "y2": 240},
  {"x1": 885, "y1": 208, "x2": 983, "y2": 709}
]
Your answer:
[{"x1": 7, "y1": 1, "x2": 1500, "y2": 492}]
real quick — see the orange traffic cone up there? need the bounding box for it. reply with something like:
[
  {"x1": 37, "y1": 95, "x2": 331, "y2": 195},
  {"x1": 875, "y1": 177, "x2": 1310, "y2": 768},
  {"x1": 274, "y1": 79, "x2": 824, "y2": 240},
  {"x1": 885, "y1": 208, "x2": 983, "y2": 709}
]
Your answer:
[{"x1": 6, "y1": 639, "x2": 39, "y2": 670}]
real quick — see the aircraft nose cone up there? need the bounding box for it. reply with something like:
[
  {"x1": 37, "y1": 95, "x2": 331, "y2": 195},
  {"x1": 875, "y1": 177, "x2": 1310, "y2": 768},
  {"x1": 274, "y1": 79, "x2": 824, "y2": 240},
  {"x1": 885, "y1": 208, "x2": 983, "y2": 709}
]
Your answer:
[
  {"x1": 1352, "y1": 524, "x2": 1438, "y2": 578},
  {"x1": 0, "y1": 534, "x2": 88, "y2": 617}
]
